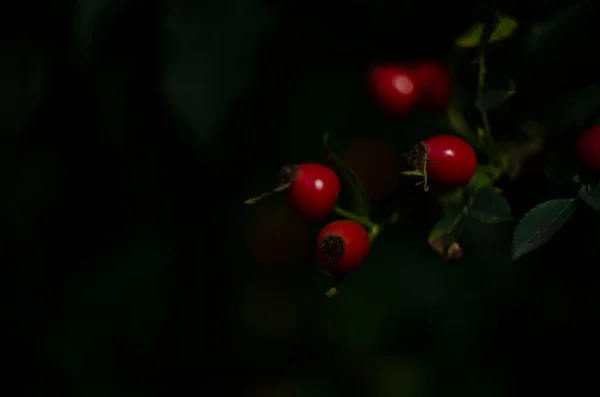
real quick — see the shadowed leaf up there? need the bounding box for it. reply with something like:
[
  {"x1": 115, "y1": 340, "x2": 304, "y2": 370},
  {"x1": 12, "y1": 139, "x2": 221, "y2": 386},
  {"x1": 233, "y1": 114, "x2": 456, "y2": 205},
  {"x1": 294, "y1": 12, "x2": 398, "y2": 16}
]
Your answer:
[
  {"x1": 531, "y1": 83, "x2": 600, "y2": 135},
  {"x1": 455, "y1": 15, "x2": 518, "y2": 48},
  {"x1": 512, "y1": 198, "x2": 576, "y2": 260},
  {"x1": 579, "y1": 183, "x2": 600, "y2": 211},
  {"x1": 428, "y1": 205, "x2": 468, "y2": 261},
  {"x1": 496, "y1": 137, "x2": 546, "y2": 181},
  {"x1": 446, "y1": 105, "x2": 480, "y2": 149},
  {"x1": 470, "y1": 186, "x2": 512, "y2": 223},
  {"x1": 475, "y1": 88, "x2": 515, "y2": 111}
]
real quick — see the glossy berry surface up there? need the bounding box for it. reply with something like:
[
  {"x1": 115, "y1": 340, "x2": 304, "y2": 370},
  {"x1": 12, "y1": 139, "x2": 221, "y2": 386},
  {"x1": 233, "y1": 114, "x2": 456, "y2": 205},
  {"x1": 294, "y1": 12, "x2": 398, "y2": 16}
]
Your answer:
[
  {"x1": 316, "y1": 220, "x2": 370, "y2": 276},
  {"x1": 419, "y1": 134, "x2": 477, "y2": 186},
  {"x1": 576, "y1": 126, "x2": 600, "y2": 171},
  {"x1": 413, "y1": 60, "x2": 451, "y2": 110},
  {"x1": 370, "y1": 65, "x2": 419, "y2": 114},
  {"x1": 283, "y1": 163, "x2": 340, "y2": 221}
]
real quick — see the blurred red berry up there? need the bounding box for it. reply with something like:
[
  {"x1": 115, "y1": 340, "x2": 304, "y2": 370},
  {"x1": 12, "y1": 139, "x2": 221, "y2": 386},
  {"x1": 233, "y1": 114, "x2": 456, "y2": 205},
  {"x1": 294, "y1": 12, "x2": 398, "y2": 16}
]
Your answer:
[
  {"x1": 412, "y1": 60, "x2": 452, "y2": 110},
  {"x1": 576, "y1": 125, "x2": 600, "y2": 171},
  {"x1": 316, "y1": 220, "x2": 370, "y2": 276},
  {"x1": 370, "y1": 65, "x2": 420, "y2": 115}
]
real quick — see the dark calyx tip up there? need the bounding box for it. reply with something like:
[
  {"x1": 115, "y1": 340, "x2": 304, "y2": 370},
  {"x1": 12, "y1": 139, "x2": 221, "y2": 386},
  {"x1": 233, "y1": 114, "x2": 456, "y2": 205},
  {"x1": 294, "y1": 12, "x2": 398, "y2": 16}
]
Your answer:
[
  {"x1": 278, "y1": 164, "x2": 299, "y2": 185},
  {"x1": 271, "y1": 165, "x2": 298, "y2": 194},
  {"x1": 321, "y1": 235, "x2": 345, "y2": 262},
  {"x1": 409, "y1": 142, "x2": 428, "y2": 173}
]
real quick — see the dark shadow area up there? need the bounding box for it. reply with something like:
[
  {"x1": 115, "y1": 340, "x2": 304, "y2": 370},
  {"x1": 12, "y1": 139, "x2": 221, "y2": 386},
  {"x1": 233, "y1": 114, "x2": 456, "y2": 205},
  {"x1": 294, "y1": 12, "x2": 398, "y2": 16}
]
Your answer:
[{"x1": 4, "y1": 0, "x2": 600, "y2": 396}]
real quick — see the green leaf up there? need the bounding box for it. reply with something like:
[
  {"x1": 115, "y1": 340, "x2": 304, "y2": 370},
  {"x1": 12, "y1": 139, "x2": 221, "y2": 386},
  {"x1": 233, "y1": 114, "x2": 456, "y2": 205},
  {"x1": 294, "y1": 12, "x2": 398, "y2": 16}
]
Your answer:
[
  {"x1": 475, "y1": 87, "x2": 515, "y2": 111},
  {"x1": 496, "y1": 137, "x2": 546, "y2": 181},
  {"x1": 428, "y1": 205, "x2": 468, "y2": 261},
  {"x1": 473, "y1": 10, "x2": 503, "y2": 59},
  {"x1": 511, "y1": 198, "x2": 576, "y2": 260},
  {"x1": 428, "y1": 205, "x2": 468, "y2": 246},
  {"x1": 470, "y1": 186, "x2": 512, "y2": 223},
  {"x1": 438, "y1": 188, "x2": 466, "y2": 207},
  {"x1": 465, "y1": 165, "x2": 496, "y2": 191},
  {"x1": 579, "y1": 183, "x2": 600, "y2": 211},
  {"x1": 323, "y1": 132, "x2": 370, "y2": 216},
  {"x1": 447, "y1": 105, "x2": 478, "y2": 146},
  {"x1": 455, "y1": 15, "x2": 518, "y2": 48}
]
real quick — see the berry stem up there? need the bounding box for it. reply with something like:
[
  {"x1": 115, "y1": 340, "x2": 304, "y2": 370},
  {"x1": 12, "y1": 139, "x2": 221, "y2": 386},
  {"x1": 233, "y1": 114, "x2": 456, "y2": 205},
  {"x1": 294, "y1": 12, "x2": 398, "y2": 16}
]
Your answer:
[
  {"x1": 476, "y1": 54, "x2": 493, "y2": 145},
  {"x1": 323, "y1": 133, "x2": 371, "y2": 216},
  {"x1": 476, "y1": 52, "x2": 502, "y2": 167},
  {"x1": 333, "y1": 205, "x2": 380, "y2": 242},
  {"x1": 244, "y1": 182, "x2": 292, "y2": 204}
]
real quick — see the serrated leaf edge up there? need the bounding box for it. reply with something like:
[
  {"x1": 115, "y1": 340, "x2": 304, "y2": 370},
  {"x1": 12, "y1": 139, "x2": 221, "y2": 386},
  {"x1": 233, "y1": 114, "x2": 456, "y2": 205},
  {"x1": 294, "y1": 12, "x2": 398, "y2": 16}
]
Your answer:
[{"x1": 511, "y1": 198, "x2": 576, "y2": 260}]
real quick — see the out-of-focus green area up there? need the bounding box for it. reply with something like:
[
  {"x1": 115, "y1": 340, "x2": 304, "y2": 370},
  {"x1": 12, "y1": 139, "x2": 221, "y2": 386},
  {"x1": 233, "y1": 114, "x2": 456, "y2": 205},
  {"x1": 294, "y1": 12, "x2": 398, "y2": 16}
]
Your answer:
[{"x1": 4, "y1": 0, "x2": 600, "y2": 396}]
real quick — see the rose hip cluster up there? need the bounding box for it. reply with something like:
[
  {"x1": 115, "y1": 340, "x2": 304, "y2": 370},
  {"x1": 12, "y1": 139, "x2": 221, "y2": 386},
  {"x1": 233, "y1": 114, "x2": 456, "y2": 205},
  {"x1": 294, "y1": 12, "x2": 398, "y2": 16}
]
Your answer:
[
  {"x1": 246, "y1": 163, "x2": 371, "y2": 290},
  {"x1": 281, "y1": 164, "x2": 371, "y2": 282},
  {"x1": 245, "y1": 55, "x2": 600, "y2": 296},
  {"x1": 245, "y1": 132, "x2": 480, "y2": 295}
]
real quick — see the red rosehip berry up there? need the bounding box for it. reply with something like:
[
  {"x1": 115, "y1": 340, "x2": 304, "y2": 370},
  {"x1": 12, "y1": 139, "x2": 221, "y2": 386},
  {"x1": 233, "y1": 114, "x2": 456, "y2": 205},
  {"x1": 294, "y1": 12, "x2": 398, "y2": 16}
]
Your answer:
[
  {"x1": 316, "y1": 220, "x2": 370, "y2": 277},
  {"x1": 370, "y1": 65, "x2": 420, "y2": 115},
  {"x1": 412, "y1": 134, "x2": 477, "y2": 187},
  {"x1": 412, "y1": 60, "x2": 452, "y2": 111},
  {"x1": 281, "y1": 163, "x2": 341, "y2": 221},
  {"x1": 244, "y1": 163, "x2": 340, "y2": 221},
  {"x1": 576, "y1": 125, "x2": 600, "y2": 171}
]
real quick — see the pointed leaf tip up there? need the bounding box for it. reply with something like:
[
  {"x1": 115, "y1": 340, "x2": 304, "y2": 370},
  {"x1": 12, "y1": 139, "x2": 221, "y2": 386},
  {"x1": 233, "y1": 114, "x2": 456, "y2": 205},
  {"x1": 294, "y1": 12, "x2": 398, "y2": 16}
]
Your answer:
[
  {"x1": 511, "y1": 198, "x2": 576, "y2": 260},
  {"x1": 470, "y1": 186, "x2": 512, "y2": 224},
  {"x1": 475, "y1": 89, "x2": 515, "y2": 111},
  {"x1": 455, "y1": 15, "x2": 518, "y2": 48}
]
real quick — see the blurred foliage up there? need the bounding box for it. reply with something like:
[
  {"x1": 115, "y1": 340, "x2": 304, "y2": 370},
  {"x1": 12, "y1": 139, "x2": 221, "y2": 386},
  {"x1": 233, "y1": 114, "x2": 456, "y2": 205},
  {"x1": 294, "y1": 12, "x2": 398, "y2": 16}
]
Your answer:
[{"x1": 4, "y1": 0, "x2": 600, "y2": 396}]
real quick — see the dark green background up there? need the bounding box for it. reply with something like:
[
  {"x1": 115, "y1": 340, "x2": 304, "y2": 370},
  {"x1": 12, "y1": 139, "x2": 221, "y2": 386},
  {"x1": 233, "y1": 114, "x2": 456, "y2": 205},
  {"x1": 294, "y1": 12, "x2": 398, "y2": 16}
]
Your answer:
[{"x1": 4, "y1": 0, "x2": 600, "y2": 396}]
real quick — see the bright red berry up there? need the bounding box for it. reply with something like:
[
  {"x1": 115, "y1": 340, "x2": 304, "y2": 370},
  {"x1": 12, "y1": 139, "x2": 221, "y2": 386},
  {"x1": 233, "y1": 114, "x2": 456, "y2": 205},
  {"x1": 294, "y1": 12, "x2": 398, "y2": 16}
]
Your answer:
[
  {"x1": 412, "y1": 60, "x2": 452, "y2": 110},
  {"x1": 370, "y1": 65, "x2": 420, "y2": 114},
  {"x1": 576, "y1": 125, "x2": 600, "y2": 171},
  {"x1": 280, "y1": 163, "x2": 341, "y2": 221},
  {"x1": 412, "y1": 134, "x2": 477, "y2": 187},
  {"x1": 317, "y1": 220, "x2": 370, "y2": 276}
]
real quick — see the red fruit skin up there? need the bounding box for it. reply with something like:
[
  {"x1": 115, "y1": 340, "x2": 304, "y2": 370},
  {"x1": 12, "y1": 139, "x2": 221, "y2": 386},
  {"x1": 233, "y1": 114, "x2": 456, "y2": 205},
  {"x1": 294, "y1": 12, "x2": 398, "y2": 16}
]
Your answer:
[
  {"x1": 422, "y1": 134, "x2": 477, "y2": 186},
  {"x1": 370, "y1": 65, "x2": 420, "y2": 114},
  {"x1": 316, "y1": 220, "x2": 370, "y2": 276},
  {"x1": 412, "y1": 61, "x2": 452, "y2": 111},
  {"x1": 285, "y1": 163, "x2": 340, "y2": 221},
  {"x1": 576, "y1": 126, "x2": 600, "y2": 171}
]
